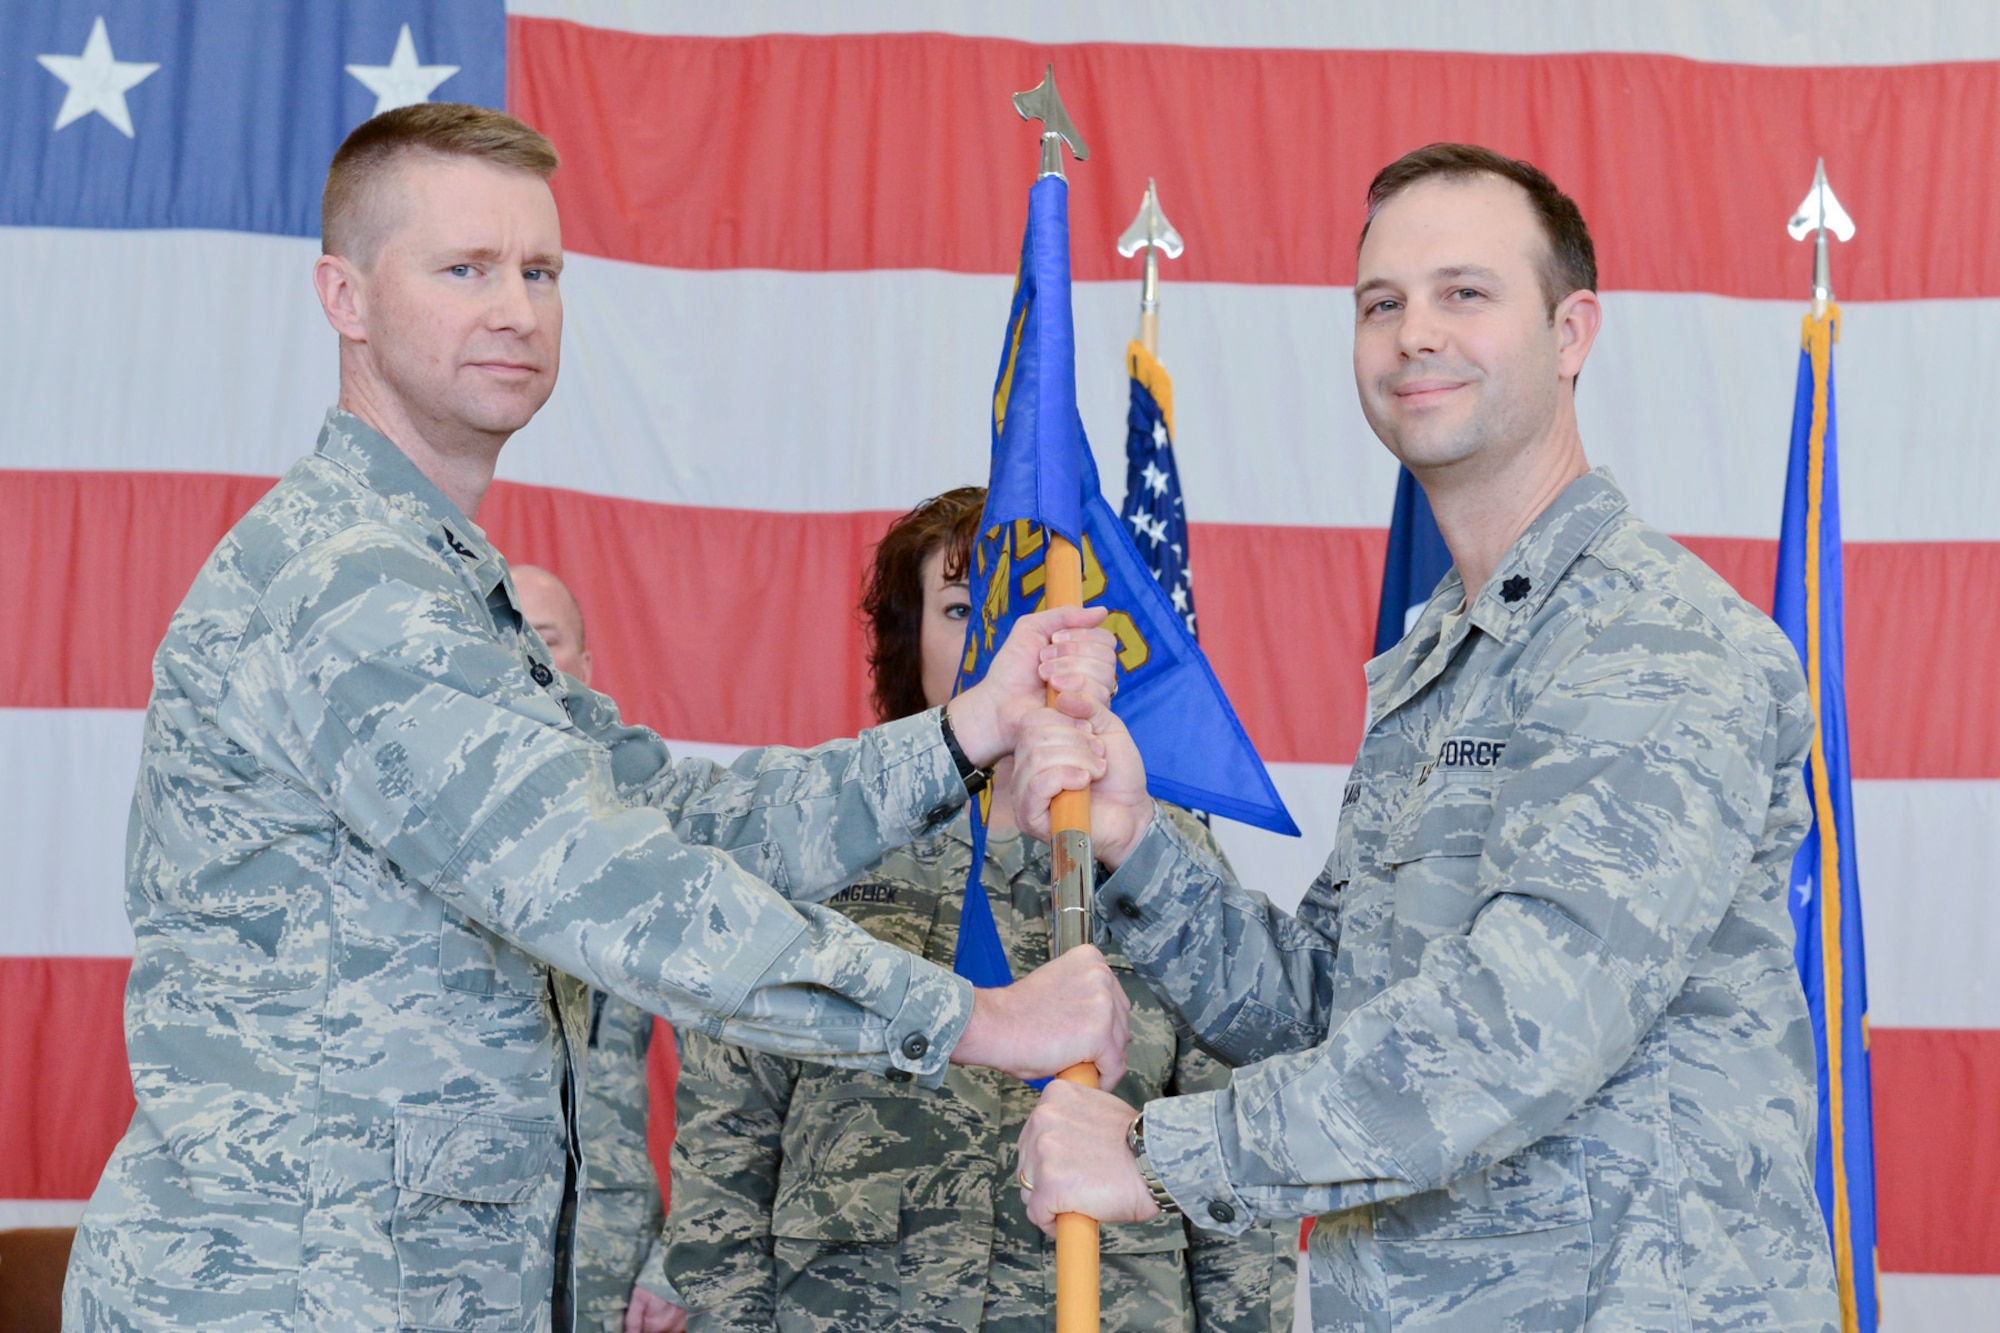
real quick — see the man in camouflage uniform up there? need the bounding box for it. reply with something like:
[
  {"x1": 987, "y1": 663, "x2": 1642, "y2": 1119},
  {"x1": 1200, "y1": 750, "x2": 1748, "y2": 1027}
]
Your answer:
[
  {"x1": 63, "y1": 104, "x2": 1133, "y2": 1333},
  {"x1": 1013, "y1": 145, "x2": 1841, "y2": 1331},
  {"x1": 513, "y1": 565, "x2": 685, "y2": 1333},
  {"x1": 664, "y1": 807, "x2": 1294, "y2": 1333}
]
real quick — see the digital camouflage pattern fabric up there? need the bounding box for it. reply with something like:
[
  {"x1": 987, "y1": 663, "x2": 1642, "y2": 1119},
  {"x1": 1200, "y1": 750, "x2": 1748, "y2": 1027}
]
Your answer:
[
  {"x1": 1096, "y1": 470, "x2": 1840, "y2": 1332},
  {"x1": 572, "y1": 991, "x2": 676, "y2": 1332},
  {"x1": 65, "y1": 409, "x2": 981, "y2": 1333},
  {"x1": 665, "y1": 808, "x2": 1295, "y2": 1333}
]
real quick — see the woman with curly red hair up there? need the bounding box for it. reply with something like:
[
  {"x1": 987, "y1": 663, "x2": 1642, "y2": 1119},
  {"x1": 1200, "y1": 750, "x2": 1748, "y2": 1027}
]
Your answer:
[{"x1": 662, "y1": 487, "x2": 1296, "y2": 1333}]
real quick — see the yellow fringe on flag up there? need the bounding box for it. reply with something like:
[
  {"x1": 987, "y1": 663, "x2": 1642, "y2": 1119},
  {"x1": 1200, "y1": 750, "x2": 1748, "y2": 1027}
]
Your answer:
[
  {"x1": 1801, "y1": 301, "x2": 1861, "y2": 1333},
  {"x1": 1126, "y1": 340, "x2": 1175, "y2": 439}
]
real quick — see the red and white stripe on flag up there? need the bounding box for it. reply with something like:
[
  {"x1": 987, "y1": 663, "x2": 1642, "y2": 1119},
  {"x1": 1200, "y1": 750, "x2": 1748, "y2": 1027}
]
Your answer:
[{"x1": 4, "y1": 3, "x2": 1997, "y2": 1324}]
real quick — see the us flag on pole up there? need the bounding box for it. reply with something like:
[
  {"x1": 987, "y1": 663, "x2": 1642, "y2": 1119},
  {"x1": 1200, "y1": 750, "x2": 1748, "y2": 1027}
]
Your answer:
[{"x1": 1120, "y1": 342, "x2": 1197, "y2": 637}]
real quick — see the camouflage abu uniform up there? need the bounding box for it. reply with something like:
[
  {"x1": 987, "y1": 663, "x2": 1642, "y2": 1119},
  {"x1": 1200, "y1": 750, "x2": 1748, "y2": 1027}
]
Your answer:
[
  {"x1": 65, "y1": 410, "x2": 982, "y2": 1333},
  {"x1": 572, "y1": 991, "x2": 677, "y2": 1331},
  {"x1": 665, "y1": 808, "x2": 1295, "y2": 1333},
  {"x1": 1096, "y1": 471, "x2": 1839, "y2": 1331}
]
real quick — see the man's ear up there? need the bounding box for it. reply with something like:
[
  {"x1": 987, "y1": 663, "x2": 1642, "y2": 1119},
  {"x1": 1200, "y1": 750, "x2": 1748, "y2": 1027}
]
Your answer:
[
  {"x1": 576, "y1": 649, "x2": 593, "y2": 689},
  {"x1": 1554, "y1": 287, "x2": 1602, "y2": 382},
  {"x1": 314, "y1": 253, "x2": 368, "y2": 343}
]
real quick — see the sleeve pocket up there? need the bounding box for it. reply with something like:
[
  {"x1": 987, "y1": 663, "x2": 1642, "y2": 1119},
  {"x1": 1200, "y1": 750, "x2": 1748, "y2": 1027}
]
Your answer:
[{"x1": 392, "y1": 1107, "x2": 564, "y2": 1331}]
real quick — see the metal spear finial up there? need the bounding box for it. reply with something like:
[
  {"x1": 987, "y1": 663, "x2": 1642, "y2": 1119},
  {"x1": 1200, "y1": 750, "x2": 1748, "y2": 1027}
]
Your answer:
[
  {"x1": 1118, "y1": 179, "x2": 1183, "y2": 350},
  {"x1": 1788, "y1": 159, "x2": 1855, "y2": 318},
  {"x1": 1013, "y1": 64, "x2": 1088, "y2": 180}
]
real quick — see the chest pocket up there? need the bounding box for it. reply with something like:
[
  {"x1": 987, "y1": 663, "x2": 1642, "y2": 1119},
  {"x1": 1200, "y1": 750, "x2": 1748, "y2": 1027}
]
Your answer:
[
  {"x1": 1378, "y1": 778, "x2": 1499, "y2": 966},
  {"x1": 826, "y1": 880, "x2": 941, "y2": 960},
  {"x1": 1381, "y1": 776, "x2": 1495, "y2": 867}
]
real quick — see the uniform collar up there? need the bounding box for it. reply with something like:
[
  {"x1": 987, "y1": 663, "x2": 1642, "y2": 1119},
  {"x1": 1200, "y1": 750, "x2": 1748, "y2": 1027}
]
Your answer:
[
  {"x1": 1365, "y1": 467, "x2": 1629, "y2": 725},
  {"x1": 314, "y1": 408, "x2": 510, "y2": 598},
  {"x1": 1463, "y1": 466, "x2": 1628, "y2": 645}
]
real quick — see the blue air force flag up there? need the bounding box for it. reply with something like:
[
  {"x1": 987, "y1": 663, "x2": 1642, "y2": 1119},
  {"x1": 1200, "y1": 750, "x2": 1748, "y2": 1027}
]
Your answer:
[
  {"x1": 1773, "y1": 305, "x2": 1879, "y2": 1333},
  {"x1": 949, "y1": 173, "x2": 1297, "y2": 989}
]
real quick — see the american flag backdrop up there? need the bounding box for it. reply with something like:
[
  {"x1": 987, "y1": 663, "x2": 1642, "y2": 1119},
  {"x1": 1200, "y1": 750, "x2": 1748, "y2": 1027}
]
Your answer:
[{"x1": 4, "y1": 4, "x2": 1999, "y2": 1327}]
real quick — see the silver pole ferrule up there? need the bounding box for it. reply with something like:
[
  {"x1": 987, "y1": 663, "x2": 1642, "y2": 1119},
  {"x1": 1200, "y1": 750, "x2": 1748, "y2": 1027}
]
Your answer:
[
  {"x1": 1038, "y1": 132, "x2": 1066, "y2": 180},
  {"x1": 1051, "y1": 828, "x2": 1093, "y2": 957}
]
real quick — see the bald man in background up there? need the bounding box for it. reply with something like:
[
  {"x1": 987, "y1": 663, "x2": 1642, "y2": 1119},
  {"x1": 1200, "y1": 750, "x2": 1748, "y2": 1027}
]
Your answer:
[{"x1": 516, "y1": 566, "x2": 684, "y2": 1333}]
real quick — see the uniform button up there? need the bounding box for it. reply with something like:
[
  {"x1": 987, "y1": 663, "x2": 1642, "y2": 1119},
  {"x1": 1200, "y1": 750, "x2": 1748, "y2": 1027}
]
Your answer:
[
  {"x1": 529, "y1": 662, "x2": 554, "y2": 687},
  {"x1": 1206, "y1": 1200, "x2": 1236, "y2": 1225},
  {"x1": 900, "y1": 1032, "x2": 929, "y2": 1061},
  {"x1": 1116, "y1": 897, "x2": 1142, "y2": 920},
  {"x1": 886, "y1": 1068, "x2": 913, "y2": 1084}
]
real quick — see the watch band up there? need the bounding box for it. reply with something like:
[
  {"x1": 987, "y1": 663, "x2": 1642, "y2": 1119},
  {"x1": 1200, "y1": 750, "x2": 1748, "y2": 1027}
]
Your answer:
[
  {"x1": 936, "y1": 706, "x2": 993, "y2": 797},
  {"x1": 1125, "y1": 1108, "x2": 1182, "y2": 1217}
]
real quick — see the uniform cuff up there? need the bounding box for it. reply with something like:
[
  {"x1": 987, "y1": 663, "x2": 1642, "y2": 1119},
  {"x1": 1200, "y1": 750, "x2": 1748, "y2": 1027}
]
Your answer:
[
  {"x1": 878, "y1": 708, "x2": 972, "y2": 837},
  {"x1": 1140, "y1": 1090, "x2": 1256, "y2": 1237},
  {"x1": 884, "y1": 959, "x2": 975, "y2": 1089},
  {"x1": 1094, "y1": 803, "x2": 1212, "y2": 963}
]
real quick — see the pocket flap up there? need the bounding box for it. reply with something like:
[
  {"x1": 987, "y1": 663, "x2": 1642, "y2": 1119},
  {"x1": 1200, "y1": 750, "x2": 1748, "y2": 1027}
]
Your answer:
[
  {"x1": 394, "y1": 1107, "x2": 564, "y2": 1204},
  {"x1": 1382, "y1": 779, "x2": 1494, "y2": 866},
  {"x1": 770, "y1": 1167, "x2": 902, "y2": 1244},
  {"x1": 1099, "y1": 1211, "x2": 1189, "y2": 1254},
  {"x1": 1374, "y1": 1138, "x2": 1588, "y2": 1241}
]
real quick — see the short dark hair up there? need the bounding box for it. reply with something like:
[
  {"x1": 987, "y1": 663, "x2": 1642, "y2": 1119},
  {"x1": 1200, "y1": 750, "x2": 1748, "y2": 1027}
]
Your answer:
[
  {"x1": 861, "y1": 487, "x2": 986, "y2": 724},
  {"x1": 1360, "y1": 143, "x2": 1596, "y2": 319},
  {"x1": 322, "y1": 103, "x2": 559, "y2": 262}
]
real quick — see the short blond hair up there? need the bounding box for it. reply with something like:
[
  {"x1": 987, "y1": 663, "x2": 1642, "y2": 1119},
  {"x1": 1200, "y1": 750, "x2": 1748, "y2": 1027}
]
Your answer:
[{"x1": 321, "y1": 103, "x2": 558, "y2": 262}]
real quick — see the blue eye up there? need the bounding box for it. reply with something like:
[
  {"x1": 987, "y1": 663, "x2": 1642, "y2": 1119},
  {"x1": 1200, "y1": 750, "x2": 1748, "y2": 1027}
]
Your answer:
[{"x1": 449, "y1": 264, "x2": 471, "y2": 278}]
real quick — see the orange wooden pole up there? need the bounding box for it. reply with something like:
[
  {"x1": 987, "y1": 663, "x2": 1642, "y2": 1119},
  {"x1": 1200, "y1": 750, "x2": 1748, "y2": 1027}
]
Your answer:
[{"x1": 1044, "y1": 532, "x2": 1099, "y2": 1333}]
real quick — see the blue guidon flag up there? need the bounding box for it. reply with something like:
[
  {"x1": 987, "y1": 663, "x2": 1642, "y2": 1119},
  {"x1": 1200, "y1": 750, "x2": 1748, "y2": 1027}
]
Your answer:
[
  {"x1": 949, "y1": 170, "x2": 1298, "y2": 991},
  {"x1": 1773, "y1": 301, "x2": 1880, "y2": 1333}
]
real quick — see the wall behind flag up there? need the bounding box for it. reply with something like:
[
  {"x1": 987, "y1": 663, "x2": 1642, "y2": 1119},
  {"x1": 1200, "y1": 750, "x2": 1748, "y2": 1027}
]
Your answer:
[{"x1": 4, "y1": 4, "x2": 1998, "y2": 1325}]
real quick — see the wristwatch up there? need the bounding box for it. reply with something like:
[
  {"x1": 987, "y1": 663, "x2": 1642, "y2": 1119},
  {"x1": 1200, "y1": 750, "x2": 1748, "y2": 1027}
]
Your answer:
[
  {"x1": 936, "y1": 706, "x2": 994, "y2": 797},
  {"x1": 1125, "y1": 1108, "x2": 1182, "y2": 1217}
]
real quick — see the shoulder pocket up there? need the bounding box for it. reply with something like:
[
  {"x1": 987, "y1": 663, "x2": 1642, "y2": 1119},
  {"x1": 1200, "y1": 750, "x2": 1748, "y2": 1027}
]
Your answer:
[{"x1": 392, "y1": 1107, "x2": 564, "y2": 1331}]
